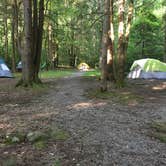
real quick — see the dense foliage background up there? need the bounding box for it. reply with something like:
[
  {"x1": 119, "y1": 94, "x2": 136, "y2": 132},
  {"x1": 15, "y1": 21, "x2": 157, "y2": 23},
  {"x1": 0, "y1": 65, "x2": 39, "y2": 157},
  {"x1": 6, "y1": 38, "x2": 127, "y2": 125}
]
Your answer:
[{"x1": 0, "y1": 0, "x2": 165, "y2": 71}]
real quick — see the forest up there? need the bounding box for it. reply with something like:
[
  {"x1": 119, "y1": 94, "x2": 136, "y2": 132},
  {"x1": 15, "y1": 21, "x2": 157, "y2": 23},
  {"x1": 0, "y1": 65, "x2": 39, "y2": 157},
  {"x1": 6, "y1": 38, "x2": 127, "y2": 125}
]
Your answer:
[
  {"x1": 0, "y1": 0, "x2": 166, "y2": 165},
  {"x1": 0, "y1": 0, "x2": 165, "y2": 86}
]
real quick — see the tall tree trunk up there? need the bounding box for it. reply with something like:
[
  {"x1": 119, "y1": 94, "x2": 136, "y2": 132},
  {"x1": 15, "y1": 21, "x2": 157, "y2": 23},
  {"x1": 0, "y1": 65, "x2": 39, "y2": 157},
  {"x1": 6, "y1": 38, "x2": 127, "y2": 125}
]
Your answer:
[
  {"x1": 115, "y1": 0, "x2": 134, "y2": 87},
  {"x1": 100, "y1": 0, "x2": 110, "y2": 91},
  {"x1": 116, "y1": 0, "x2": 125, "y2": 87},
  {"x1": 11, "y1": 16, "x2": 16, "y2": 72},
  {"x1": 69, "y1": 30, "x2": 75, "y2": 67},
  {"x1": 21, "y1": 0, "x2": 34, "y2": 85},
  {"x1": 48, "y1": 23, "x2": 54, "y2": 69},
  {"x1": 11, "y1": 0, "x2": 19, "y2": 72},
  {"x1": 32, "y1": 0, "x2": 38, "y2": 62},
  {"x1": 17, "y1": 0, "x2": 45, "y2": 87},
  {"x1": 106, "y1": 0, "x2": 114, "y2": 81},
  {"x1": 4, "y1": 2, "x2": 8, "y2": 61},
  {"x1": 115, "y1": 0, "x2": 126, "y2": 87},
  {"x1": 52, "y1": 40, "x2": 59, "y2": 68},
  {"x1": 164, "y1": 9, "x2": 166, "y2": 62},
  {"x1": 98, "y1": 0, "x2": 103, "y2": 69},
  {"x1": 33, "y1": 0, "x2": 45, "y2": 82}
]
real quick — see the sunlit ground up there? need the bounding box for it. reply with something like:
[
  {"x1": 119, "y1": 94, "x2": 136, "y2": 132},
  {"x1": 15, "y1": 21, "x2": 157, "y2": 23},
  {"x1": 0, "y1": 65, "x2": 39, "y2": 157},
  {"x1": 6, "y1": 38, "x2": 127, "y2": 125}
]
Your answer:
[{"x1": 152, "y1": 81, "x2": 166, "y2": 90}]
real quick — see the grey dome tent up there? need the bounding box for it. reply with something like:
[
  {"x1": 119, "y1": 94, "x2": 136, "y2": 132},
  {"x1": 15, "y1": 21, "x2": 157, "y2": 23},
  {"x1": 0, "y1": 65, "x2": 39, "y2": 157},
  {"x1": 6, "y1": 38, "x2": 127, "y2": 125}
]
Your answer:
[
  {"x1": 0, "y1": 57, "x2": 13, "y2": 78},
  {"x1": 16, "y1": 61, "x2": 22, "y2": 72},
  {"x1": 128, "y1": 59, "x2": 166, "y2": 79}
]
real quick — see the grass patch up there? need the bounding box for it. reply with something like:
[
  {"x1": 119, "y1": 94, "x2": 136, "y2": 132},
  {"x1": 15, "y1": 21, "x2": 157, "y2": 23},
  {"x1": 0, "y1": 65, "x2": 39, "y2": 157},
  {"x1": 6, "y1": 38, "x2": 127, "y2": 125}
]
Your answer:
[
  {"x1": 39, "y1": 69, "x2": 75, "y2": 79},
  {"x1": 87, "y1": 90, "x2": 116, "y2": 99},
  {"x1": 13, "y1": 69, "x2": 75, "y2": 80},
  {"x1": 50, "y1": 129, "x2": 70, "y2": 141},
  {"x1": 83, "y1": 70, "x2": 101, "y2": 77},
  {"x1": 53, "y1": 160, "x2": 61, "y2": 166},
  {"x1": 13, "y1": 72, "x2": 22, "y2": 78},
  {"x1": 151, "y1": 122, "x2": 166, "y2": 133},
  {"x1": 152, "y1": 132, "x2": 166, "y2": 143},
  {"x1": 87, "y1": 89, "x2": 143, "y2": 105},
  {"x1": 151, "y1": 122, "x2": 166, "y2": 143},
  {"x1": 33, "y1": 140, "x2": 47, "y2": 150}
]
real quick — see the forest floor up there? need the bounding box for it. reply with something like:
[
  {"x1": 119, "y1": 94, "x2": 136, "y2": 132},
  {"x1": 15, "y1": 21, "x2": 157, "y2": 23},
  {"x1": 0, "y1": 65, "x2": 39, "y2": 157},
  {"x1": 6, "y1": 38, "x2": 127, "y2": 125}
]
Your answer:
[{"x1": 0, "y1": 72, "x2": 166, "y2": 166}]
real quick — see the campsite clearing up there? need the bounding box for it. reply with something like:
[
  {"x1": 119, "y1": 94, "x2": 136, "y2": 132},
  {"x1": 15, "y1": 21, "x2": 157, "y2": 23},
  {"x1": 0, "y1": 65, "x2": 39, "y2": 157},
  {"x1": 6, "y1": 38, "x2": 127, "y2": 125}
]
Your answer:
[{"x1": 0, "y1": 72, "x2": 166, "y2": 165}]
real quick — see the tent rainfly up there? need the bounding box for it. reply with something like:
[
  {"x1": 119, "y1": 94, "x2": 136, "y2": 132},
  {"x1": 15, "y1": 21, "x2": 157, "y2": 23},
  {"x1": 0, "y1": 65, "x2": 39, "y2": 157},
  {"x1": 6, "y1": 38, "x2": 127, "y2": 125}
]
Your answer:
[
  {"x1": 128, "y1": 58, "x2": 166, "y2": 79},
  {"x1": 0, "y1": 58, "x2": 13, "y2": 78}
]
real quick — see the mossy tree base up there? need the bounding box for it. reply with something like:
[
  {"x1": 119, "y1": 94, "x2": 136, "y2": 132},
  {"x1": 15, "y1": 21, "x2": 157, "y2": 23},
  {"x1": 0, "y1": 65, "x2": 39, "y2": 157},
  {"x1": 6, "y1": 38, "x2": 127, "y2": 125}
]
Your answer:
[{"x1": 16, "y1": 77, "x2": 42, "y2": 88}]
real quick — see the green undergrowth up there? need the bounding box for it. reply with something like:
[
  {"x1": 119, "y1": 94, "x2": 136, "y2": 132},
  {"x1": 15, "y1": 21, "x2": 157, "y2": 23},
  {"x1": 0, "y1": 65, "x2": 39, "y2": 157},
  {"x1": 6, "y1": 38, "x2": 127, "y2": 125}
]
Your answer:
[
  {"x1": 13, "y1": 72, "x2": 22, "y2": 78},
  {"x1": 0, "y1": 127, "x2": 70, "y2": 166},
  {"x1": 14, "y1": 83, "x2": 48, "y2": 97},
  {"x1": 2, "y1": 157, "x2": 17, "y2": 166},
  {"x1": 50, "y1": 129, "x2": 70, "y2": 141},
  {"x1": 151, "y1": 122, "x2": 166, "y2": 143},
  {"x1": 53, "y1": 160, "x2": 62, "y2": 166},
  {"x1": 86, "y1": 89, "x2": 143, "y2": 105},
  {"x1": 39, "y1": 69, "x2": 75, "y2": 79},
  {"x1": 13, "y1": 69, "x2": 75, "y2": 80},
  {"x1": 33, "y1": 140, "x2": 47, "y2": 150},
  {"x1": 83, "y1": 70, "x2": 101, "y2": 77},
  {"x1": 2, "y1": 127, "x2": 70, "y2": 150}
]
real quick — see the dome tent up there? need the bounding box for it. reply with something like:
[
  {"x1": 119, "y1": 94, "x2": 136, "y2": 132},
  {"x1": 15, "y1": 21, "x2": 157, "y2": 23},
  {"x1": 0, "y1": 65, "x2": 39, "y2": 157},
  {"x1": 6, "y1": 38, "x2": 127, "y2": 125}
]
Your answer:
[
  {"x1": 0, "y1": 57, "x2": 13, "y2": 78},
  {"x1": 128, "y1": 58, "x2": 166, "y2": 79},
  {"x1": 16, "y1": 61, "x2": 22, "y2": 72},
  {"x1": 78, "y1": 62, "x2": 90, "y2": 71}
]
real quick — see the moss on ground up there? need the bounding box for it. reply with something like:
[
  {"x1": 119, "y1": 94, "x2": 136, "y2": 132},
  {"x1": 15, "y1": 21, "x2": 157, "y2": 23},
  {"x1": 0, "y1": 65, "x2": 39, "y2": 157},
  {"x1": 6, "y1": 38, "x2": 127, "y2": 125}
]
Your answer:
[
  {"x1": 151, "y1": 122, "x2": 166, "y2": 143},
  {"x1": 151, "y1": 122, "x2": 166, "y2": 133},
  {"x1": 3, "y1": 128, "x2": 70, "y2": 148},
  {"x1": 33, "y1": 140, "x2": 47, "y2": 150},
  {"x1": 53, "y1": 160, "x2": 61, "y2": 166},
  {"x1": 2, "y1": 157, "x2": 17, "y2": 166},
  {"x1": 50, "y1": 129, "x2": 70, "y2": 141},
  {"x1": 4, "y1": 132, "x2": 26, "y2": 145},
  {"x1": 87, "y1": 90, "x2": 143, "y2": 105}
]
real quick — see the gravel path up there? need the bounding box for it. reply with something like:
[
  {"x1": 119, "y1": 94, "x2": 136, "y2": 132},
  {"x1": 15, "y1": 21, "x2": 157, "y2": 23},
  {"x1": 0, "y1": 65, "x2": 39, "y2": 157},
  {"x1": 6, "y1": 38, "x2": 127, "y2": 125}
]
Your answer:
[
  {"x1": 0, "y1": 74, "x2": 166, "y2": 166},
  {"x1": 49, "y1": 76, "x2": 166, "y2": 166}
]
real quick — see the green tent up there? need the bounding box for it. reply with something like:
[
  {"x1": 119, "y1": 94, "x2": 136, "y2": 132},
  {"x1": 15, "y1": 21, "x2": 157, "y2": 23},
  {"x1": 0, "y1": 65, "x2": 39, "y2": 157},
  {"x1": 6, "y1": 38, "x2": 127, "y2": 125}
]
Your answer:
[
  {"x1": 130, "y1": 59, "x2": 166, "y2": 72},
  {"x1": 128, "y1": 59, "x2": 166, "y2": 79}
]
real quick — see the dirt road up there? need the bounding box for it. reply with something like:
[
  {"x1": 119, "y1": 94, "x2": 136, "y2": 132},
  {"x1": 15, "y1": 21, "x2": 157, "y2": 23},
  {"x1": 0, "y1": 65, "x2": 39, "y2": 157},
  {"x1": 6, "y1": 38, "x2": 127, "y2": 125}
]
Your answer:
[{"x1": 0, "y1": 75, "x2": 166, "y2": 166}]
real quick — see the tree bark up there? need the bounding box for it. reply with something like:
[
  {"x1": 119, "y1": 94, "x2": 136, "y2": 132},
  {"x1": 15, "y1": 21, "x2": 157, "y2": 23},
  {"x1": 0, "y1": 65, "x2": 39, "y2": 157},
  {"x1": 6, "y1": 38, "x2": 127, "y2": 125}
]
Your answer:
[
  {"x1": 100, "y1": 0, "x2": 110, "y2": 91},
  {"x1": 106, "y1": 0, "x2": 114, "y2": 81},
  {"x1": 164, "y1": 9, "x2": 166, "y2": 62},
  {"x1": 115, "y1": 0, "x2": 134, "y2": 87},
  {"x1": 116, "y1": 0, "x2": 125, "y2": 87},
  {"x1": 21, "y1": 0, "x2": 34, "y2": 85},
  {"x1": 11, "y1": 15, "x2": 16, "y2": 72},
  {"x1": 4, "y1": 2, "x2": 8, "y2": 61},
  {"x1": 33, "y1": 0, "x2": 44, "y2": 81},
  {"x1": 69, "y1": 30, "x2": 75, "y2": 67},
  {"x1": 11, "y1": 0, "x2": 19, "y2": 72},
  {"x1": 17, "y1": 0, "x2": 45, "y2": 87}
]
